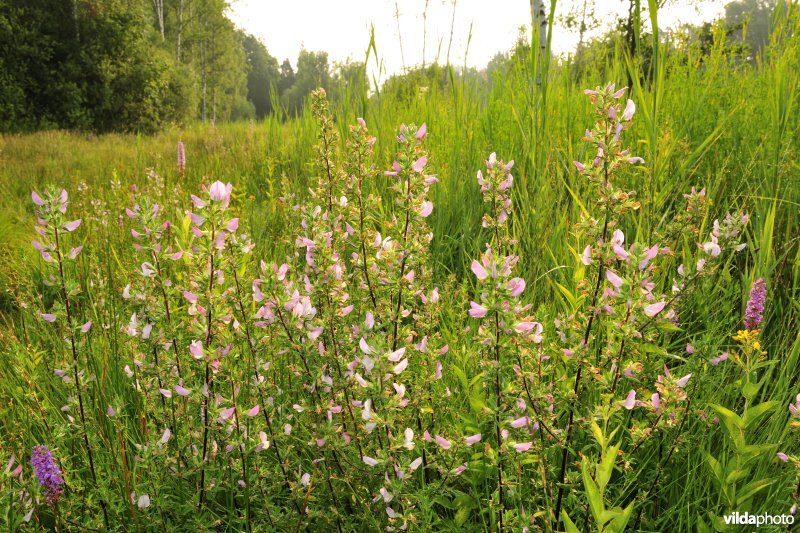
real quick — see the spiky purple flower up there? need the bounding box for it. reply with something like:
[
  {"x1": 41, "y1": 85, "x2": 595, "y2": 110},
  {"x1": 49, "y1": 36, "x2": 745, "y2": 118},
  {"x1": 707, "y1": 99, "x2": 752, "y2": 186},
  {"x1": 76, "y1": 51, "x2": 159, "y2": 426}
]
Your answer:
[
  {"x1": 30, "y1": 445, "x2": 64, "y2": 506},
  {"x1": 177, "y1": 141, "x2": 186, "y2": 175},
  {"x1": 744, "y1": 278, "x2": 766, "y2": 331}
]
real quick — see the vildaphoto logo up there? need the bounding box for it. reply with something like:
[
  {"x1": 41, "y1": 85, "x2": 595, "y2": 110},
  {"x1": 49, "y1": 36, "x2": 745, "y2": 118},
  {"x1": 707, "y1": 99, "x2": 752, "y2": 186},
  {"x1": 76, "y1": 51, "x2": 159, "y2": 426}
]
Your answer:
[{"x1": 723, "y1": 512, "x2": 795, "y2": 527}]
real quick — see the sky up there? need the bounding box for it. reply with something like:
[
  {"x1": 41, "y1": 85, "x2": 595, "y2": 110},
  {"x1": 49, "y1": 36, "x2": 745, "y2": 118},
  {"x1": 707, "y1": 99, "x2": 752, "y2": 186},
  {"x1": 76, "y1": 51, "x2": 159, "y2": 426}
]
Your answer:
[{"x1": 228, "y1": 0, "x2": 726, "y2": 83}]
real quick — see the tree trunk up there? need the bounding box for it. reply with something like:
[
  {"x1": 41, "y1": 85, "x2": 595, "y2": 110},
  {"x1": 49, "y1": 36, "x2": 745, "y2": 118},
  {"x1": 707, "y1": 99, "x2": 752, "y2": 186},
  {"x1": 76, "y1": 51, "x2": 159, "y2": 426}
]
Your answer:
[
  {"x1": 176, "y1": 0, "x2": 184, "y2": 60},
  {"x1": 73, "y1": 0, "x2": 80, "y2": 43},
  {"x1": 530, "y1": 0, "x2": 547, "y2": 55},
  {"x1": 154, "y1": 0, "x2": 165, "y2": 40},
  {"x1": 201, "y1": 40, "x2": 207, "y2": 122}
]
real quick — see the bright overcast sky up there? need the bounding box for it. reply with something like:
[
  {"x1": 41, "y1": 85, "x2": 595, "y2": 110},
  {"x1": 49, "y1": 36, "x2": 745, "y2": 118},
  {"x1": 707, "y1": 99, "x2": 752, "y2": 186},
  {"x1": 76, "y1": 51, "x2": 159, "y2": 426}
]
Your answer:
[{"x1": 228, "y1": 1, "x2": 725, "y2": 83}]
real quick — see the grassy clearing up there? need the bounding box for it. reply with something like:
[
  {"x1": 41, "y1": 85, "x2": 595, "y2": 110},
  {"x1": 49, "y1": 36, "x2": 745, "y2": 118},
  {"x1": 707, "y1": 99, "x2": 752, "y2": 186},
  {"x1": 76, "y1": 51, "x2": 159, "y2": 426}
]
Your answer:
[{"x1": 1, "y1": 4, "x2": 799, "y2": 531}]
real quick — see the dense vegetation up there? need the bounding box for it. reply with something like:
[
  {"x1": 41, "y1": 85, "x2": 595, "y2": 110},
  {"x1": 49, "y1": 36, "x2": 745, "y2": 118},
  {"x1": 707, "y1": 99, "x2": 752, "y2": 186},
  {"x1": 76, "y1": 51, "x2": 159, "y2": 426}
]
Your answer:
[
  {"x1": 1, "y1": 0, "x2": 799, "y2": 531},
  {"x1": 0, "y1": 0, "x2": 365, "y2": 132}
]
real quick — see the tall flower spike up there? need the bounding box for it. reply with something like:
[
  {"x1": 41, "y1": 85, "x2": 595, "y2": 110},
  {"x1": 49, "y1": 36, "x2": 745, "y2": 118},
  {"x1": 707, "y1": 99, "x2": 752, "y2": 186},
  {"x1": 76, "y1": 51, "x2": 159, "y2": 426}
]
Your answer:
[
  {"x1": 744, "y1": 278, "x2": 766, "y2": 331},
  {"x1": 30, "y1": 445, "x2": 64, "y2": 506},
  {"x1": 177, "y1": 141, "x2": 186, "y2": 175}
]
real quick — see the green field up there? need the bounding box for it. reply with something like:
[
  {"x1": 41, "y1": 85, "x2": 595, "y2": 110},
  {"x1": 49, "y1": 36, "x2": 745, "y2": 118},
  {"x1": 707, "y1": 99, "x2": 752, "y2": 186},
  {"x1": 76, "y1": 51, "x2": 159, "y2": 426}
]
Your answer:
[{"x1": 1, "y1": 3, "x2": 799, "y2": 531}]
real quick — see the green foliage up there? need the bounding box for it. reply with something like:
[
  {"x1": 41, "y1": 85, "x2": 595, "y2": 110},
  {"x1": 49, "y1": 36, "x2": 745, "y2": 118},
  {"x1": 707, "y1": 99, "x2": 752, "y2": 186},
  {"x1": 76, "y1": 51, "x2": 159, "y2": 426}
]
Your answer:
[{"x1": 0, "y1": 2, "x2": 799, "y2": 531}]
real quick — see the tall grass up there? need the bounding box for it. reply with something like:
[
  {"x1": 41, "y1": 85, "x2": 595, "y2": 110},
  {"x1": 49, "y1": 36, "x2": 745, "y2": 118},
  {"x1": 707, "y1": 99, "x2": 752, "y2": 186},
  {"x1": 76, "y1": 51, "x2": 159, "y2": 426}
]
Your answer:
[{"x1": 1, "y1": 4, "x2": 799, "y2": 530}]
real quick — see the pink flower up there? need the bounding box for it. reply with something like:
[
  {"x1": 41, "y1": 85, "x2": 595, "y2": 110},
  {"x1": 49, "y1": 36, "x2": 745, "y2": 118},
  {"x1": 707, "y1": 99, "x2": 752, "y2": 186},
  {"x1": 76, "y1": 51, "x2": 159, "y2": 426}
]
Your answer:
[
  {"x1": 651, "y1": 393, "x2": 661, "y2": 412},
  {"x1": 469, "y1": 301, "x2": 487, "y2": 318},
  {"x1": 419, "y1": 201, "x2": 433, "y2": 217},
  {"x1": 80, "y1": 320, "x2": 92, "y2": 333},
  {"x1": 622, "y1": 99, "x2": 636, "y2": 121},
  {"x1": 359, "y1": 338, "x2": 371, "y2": 354},
  {"x1": 68, "y1": 246, "x2": 83, "y2": 259},
  {"x1": 622, "y1": 390, "x2": 636, "y2": 410},
  {"x1": 606, "y1": 270, "x2": 624, "y2": 289},
  {"x1": 415, "y1": 123, "x2": 427, "y2": 139},
  {"x1": 392, "y1": 359, "x2": 408, "y2": 374},
  {"x1": 639, "y1": 245, "x2": 659, "y2": 270},
  {"x1": 435, "y1": 436, "x2": 451, "y2": 450},
  {"x1": 643, "y1": 301, "x2": 666, "y2": 318},
  {"x1": 247, "y1": 405, "x2": 261, "y2": 417},
  {"x1": 510, "y1": 416, "x2": 528, "y2": 428},
  {"x1": 385, "y1": 161, "x2": 402, "y2": 176},
  {"x1": 209, "y1": 181, "x2": 232, "y2": 203},
  {"x1": 31, "y1": 190, "x2": 45, "y2": 206},
  {"x1": 363, "y1": 456, "x2": 378, "y2": 467},
  {"x1": 507, "y1": 277, "x2": 525, "y2": 297},
  {"x1": 41, "y1": 313, "x2": 57, "y2": 323},
  {"x1": 471, "y1": 260, "x2": 488, "y2": 280},
  {"x1": 676, "y1": 373, "x2": 692, "y2": 388},
  {"x1": 411, "y1": 156, "x2": 428, "y2": 173},
  {"x1": 514, "y1": 442, "x2": 533, "y2": 453},
  {"x1": 189, "y1": 340, "x2": 203, "y2": 360},
  {"x1": 137, "y1": 494, "x2": 150, "y2": 509},
  {"x1": 515, "y1": 322, "x2": 543, "y2": 343},
  {"x1": 465, "y1": 434, "x2": 482, "y2": 446},
  {"x1": 581, "y1": 245, "x2": 592, "y2": 266},
  {"x1": 63, "y1": 220, "x2": 82, "y2": 232},
  {"x1": 710, "y1": 352, "x2": 729, "y2": 366},
  {"x1": 177, "y1": 141, "x2": 186, "y2": 174},
  {"x1": 574, "y1": 161, "x2": 586, "y2": 172},
  {"x1": 175, "y1": 384, "x2": 190, "y2": 396},
  {"x1": 777, "y1": 452, "x2": 789, "y2": 462}
]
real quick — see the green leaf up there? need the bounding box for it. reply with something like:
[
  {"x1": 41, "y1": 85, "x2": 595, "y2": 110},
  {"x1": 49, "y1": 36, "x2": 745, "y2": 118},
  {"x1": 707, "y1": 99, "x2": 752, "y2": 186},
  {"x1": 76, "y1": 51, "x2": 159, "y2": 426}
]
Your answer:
[
  {"x1": 705, "y1": 452, "x2": 724, "y2": 487},
  {"x1": 606, "y1": 502, "x2": 635, "y2": 532},
  {"x1": 582, "y1": 458, "x2": 605, "y2": 521},
  {"x1": 454, "y1": 506, "x2": 470, "y2": 526},
  {"x1": 598, "y1": 508, "x2": 621, "y2": 526},
  {"x1": 597, "y1": 444, "x2": 618, "y2": 493},
  {"x1": 735, "y1": 479, "x2": 774, "y2": 507},
  {"x1": 743, "y1": 401, "x2": 777, "y2": 429},
  {"x1": 709, "y1": 404, "x2": 745, "y2": 448},
  {"x1": 561, "y1": 510, "x2": 581, "y2": 533},
  {"x1": 741, "y1": 378, "x2": 763, "y2": 401},
  {"x1": 590, "y1": 420, "x2": 605, "y2": 450}
]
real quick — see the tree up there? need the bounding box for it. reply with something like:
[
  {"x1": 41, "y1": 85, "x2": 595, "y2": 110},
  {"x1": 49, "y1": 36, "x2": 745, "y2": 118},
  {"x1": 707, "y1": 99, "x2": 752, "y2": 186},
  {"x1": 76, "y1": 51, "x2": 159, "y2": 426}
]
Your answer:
[
  {"x1": 241, "y1": 32, "x2": 279, "y2": 118},
  {"x1": 725, "y1": 0, "x2": 776, "y2": 58},
  {"x1": 281, "y1": 50, "x2": 329, "y2": 116}
]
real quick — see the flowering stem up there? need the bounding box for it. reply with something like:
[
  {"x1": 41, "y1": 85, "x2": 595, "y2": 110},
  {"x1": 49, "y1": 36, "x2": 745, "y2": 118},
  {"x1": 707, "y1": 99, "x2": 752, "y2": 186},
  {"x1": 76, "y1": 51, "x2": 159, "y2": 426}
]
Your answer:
[
  {"x1": 553, "y1": 169, "x2": 611, "y2": 526},
  {"x1": 493, "y1": 303, "x2": 505, "y2": 529},
  {"x1": 198, "y1": 222, "x2": 216, "y2": 509},
  {"x1": 53, "y1": 225, "x2": 110, "y2": 528},
  {"x1": 355, "y1": 153, "x2": 377, "y2": 308},
  {"x1": 230, "y1": 263, "x2": 302, "y2": 516},
  {"x1": 391, "y1": 163, "x2": 414, "y2": 352},
  {"x1": 229, "y1": 380, "x2": 252, "y2": 532},
  {"x1": 632, "y1": 387, "x2": 694, "y2": 529},
  {"x1": 151, "y1": 250, "x2": 182, "y2": 378}
]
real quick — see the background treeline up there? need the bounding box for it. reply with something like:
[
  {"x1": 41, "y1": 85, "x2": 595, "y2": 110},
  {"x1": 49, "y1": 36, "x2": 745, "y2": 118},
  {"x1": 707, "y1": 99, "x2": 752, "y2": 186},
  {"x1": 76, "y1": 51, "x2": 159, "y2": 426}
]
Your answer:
[
  {"x1": 0, "y1": 0, "x2": 778, "y2": 133},
  {"x1": 0, "y1": 0, "x2": 366, "y2": 132}
]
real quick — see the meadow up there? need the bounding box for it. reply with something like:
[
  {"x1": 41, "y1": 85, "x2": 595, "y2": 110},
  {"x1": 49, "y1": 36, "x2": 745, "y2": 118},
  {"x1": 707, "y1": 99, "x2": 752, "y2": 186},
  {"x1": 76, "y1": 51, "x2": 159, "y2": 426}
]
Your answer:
[{"x1": 1, "y1": 5, "x2": 799, "y2": 532}]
